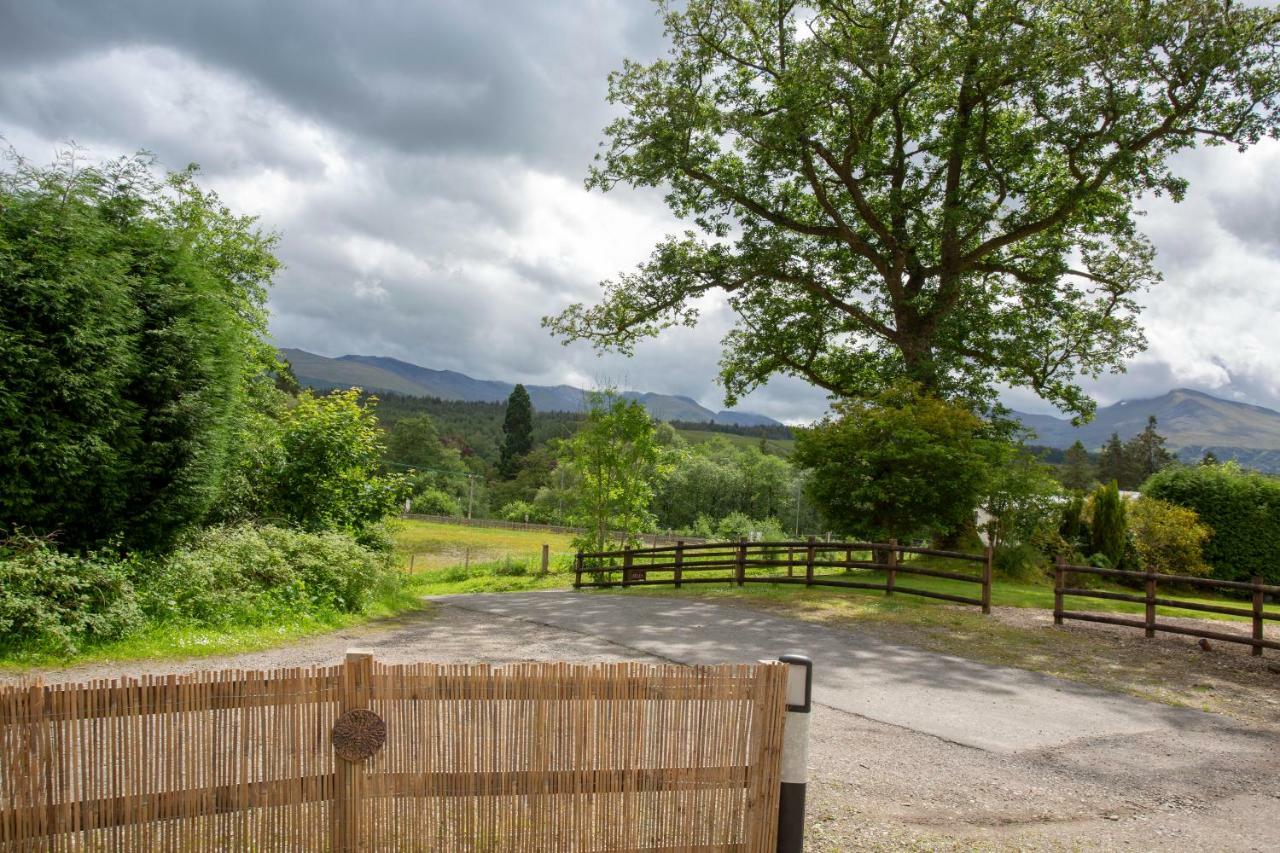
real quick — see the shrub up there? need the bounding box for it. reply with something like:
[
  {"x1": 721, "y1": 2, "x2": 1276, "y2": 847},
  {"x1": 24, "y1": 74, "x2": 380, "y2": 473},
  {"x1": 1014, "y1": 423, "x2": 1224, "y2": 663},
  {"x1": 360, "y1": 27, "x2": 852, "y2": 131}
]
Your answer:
[
  {"x1": 499, "y1": 500, "x2": 536, "y2": 523},
  {"x1": 136, "y1": 525, "x2": 397, "y2": 626},
  {"x1": 0, "y1": 536, "x2": 143, "y2": 654},
  {"x1": 1127, "y1": 496, "x2": 1211, "y2": 577},
  {"x1": 411, "y1": 488, "x2": 462, "y2": 517},
  {"x1": 1143, "y1": 462, "x2": 1280, "y2": 583},
  {"x1": 993, "y1": 542, "x2": 1045, "y2": 582},
  {"x1": 713, "y1": 512, "x2": 785, "y2": 541},
  {"x1": 1089, "y1": 482, "x2": 1126, "y2": 569}
]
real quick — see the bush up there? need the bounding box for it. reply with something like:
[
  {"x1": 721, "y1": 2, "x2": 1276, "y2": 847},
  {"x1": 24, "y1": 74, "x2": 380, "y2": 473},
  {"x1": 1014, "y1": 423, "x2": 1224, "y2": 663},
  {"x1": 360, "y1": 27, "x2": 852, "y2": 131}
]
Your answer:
[
  {"x1": 137, "y1": 525, "x2": 397, "y2": 626},
  {"x1": 411, "y1": 488, "x2": 462, "y2": 517},
  {"x1": 0, "y1": 536, "x2": 143, "y2": 654},
  {"x1": 499, "y1": 500, "x2": 536, "y2": 523},
  {"x1": 1089, "y1": 482, "x2": 1126, "y2": 569},
  {"x1": 1127, "y1": 496, "x2": 1211, "y2": 577},
  {"x1": 712, "y1": 512, "x2": 786, "y2": 541},
  {"x1": 993, "y1": 542, "x2": 1046, "y2": 582},
  {"x1": 1143, "y1": 462, "x2": 1279, "y2": 583}
]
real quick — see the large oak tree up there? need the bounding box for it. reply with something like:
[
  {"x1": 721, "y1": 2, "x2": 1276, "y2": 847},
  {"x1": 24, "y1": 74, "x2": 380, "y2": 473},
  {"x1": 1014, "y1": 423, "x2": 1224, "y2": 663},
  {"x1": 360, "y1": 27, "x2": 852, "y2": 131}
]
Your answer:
[{"x1": 546, "y1": 0, "x2": 1280, "y2": 419}]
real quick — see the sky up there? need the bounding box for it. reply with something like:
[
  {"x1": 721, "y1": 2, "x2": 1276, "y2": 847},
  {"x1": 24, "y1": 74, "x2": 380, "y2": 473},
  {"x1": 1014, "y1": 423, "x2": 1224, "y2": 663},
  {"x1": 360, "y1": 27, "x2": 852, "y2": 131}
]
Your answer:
[{"x1": 2, "y1": 0, "x2": 1279, "y2": 424}]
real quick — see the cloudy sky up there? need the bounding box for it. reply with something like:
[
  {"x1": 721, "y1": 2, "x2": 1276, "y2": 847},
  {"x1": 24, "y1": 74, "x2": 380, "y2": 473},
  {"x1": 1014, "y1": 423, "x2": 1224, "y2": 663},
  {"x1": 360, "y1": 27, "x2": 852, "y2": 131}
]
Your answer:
[{"x1": 3, "y1": 1, "x2": 1279, "y2": 423}]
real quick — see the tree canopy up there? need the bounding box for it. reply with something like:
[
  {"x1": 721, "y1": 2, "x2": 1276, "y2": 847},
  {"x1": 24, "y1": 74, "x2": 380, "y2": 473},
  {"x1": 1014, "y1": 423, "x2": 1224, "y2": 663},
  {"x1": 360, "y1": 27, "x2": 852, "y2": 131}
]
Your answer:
[
  {"x1": 498, "y1": 384, "x2": 535, "y2": 479},
  {"x1": 547, "y1": 0, "x2": 1280, "y2": 419}
]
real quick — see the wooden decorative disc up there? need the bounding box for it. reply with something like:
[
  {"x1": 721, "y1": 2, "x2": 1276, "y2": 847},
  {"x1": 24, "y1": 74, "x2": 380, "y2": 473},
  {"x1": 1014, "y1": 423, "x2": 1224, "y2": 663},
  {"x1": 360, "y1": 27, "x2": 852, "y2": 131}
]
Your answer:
[{"x1": 331, "y1": 709, "x2": 386, "y2": 762}]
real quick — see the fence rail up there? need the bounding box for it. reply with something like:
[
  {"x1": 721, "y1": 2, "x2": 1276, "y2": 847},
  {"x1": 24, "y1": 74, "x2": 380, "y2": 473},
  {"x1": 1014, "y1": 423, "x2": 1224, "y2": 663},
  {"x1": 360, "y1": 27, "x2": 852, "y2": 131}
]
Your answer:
[
  {"x1": 576, "y1": 538, "x2": 994, "y2": 614},
  {"x1": 1, "y1": 654, "x2": 790, "y2": 851},
  {"x1": 1053, "y1": 558, "x2": 1280, "y2": 657}
]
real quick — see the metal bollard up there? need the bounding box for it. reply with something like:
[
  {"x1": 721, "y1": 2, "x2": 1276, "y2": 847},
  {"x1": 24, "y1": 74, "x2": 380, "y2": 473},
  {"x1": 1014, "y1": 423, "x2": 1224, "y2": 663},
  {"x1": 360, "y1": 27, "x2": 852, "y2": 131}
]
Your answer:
[{"x1": 776, "y1": 654, "x2": 813, "y2": 853}]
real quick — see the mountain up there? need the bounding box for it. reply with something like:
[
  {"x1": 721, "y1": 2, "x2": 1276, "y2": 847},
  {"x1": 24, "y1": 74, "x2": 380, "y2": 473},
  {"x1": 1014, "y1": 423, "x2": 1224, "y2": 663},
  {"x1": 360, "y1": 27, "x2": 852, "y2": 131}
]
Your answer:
[
  {"x1": 1013, "y1": 388, "x2": 1280, "y2": 472},
  {"x1": 280, "y1": 348, "x2": 782, "y2": 427}
]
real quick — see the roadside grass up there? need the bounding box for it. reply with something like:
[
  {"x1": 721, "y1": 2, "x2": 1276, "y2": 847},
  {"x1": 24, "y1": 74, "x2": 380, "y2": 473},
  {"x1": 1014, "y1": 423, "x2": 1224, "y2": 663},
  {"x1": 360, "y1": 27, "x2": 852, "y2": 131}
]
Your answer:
[{"x1": 393, "y1": 518, "x2": 577, "y2": 571}]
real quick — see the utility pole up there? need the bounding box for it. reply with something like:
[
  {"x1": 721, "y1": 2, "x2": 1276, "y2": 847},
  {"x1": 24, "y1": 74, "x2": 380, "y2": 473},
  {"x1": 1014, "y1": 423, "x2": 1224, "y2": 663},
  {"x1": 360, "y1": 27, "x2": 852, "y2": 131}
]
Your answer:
[
  {"x1": 467, "y1": 474, "x2": 476, "y2": 519},
  {"x1": 793, "y1": 479, "x2": 802, "y2": 537}
]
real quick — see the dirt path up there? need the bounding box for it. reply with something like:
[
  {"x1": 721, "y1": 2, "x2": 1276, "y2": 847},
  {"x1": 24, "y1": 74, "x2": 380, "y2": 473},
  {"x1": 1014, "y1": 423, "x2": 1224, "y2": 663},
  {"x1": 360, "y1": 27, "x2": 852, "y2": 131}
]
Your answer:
[{"x1": 6, "y1": 598, "x2": 1278, "y2": 851}]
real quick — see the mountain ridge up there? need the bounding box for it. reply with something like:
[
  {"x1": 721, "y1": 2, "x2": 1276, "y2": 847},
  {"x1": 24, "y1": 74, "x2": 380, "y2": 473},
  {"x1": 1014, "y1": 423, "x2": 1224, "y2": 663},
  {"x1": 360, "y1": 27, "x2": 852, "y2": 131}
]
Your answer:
[
  {"x1": 1011, "y1": 388, "x2": 1280, "y2": 472},
  {"x1": 281, "y1": 348, "x2": 781, "y2": 427}
]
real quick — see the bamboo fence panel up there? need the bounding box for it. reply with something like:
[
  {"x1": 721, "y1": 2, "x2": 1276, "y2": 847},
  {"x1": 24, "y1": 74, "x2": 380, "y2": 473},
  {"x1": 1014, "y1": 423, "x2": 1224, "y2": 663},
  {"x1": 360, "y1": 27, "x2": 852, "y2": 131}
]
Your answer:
[{"x1": 0, "y1": 659, "x2": 787, "y2": 852}]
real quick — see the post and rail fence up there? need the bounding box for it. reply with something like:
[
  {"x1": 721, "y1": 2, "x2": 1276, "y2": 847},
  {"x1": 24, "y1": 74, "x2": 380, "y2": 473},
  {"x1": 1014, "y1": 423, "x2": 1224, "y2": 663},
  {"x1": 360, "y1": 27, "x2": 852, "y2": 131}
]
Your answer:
[
  {"x1": 1054, "y1": 558, "x2": 1280, "y2": 657},
  {"x1": 575, "y1": 537, "x2": 994, "y2": 614},
  {"x1": 1, "y1": 651, "x2": 814, "y2": 852}
]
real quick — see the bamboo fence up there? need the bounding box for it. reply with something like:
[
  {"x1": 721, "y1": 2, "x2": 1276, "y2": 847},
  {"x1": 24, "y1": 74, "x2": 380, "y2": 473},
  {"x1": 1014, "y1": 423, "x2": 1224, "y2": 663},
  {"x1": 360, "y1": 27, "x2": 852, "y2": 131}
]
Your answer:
[{"x1": 1, "y1": 655, "x2": 788, "y2": 851}]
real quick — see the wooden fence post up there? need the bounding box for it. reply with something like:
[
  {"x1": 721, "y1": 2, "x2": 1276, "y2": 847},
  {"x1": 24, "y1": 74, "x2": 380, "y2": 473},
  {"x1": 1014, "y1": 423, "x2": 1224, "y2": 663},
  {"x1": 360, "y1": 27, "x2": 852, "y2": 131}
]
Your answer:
[
  {"x1": 981, "y1": 546, "x2": 993, "y2": 615},
  {"x1": 885, "y1": 539, "x2": 897, "y2": 597},
  {"x1": 622, "y1": 550, "x2": 634, "y2": 587},
  {"x1": 1054, "y1": 556, "x2": 1065, "y2": 626},
  {"x1": 540, "y1": 544, "x2": 549, "y2": 576},
  {"x1": 805, "y1": 536, "x2": 816, "y2": 587},
  {"x1": 1145, "y1": 572, "x2": 1157, "y2": 638},
  {"x1": 332, "y1": 650, "x2": 374, "y2": 852},
  {"x1": 1253, "y1": 575, "x2": 1265, "y2": 657},
  {"x1": 736, "y1": 537, "x2": 747, "y2": 587},
  {"x1": 573, "y1": 552, "x2": 583, "y2": 589},
  {"x1": 674, "y1": 541, "x2": 684, "y2": 588},
  {"x1": 787, "y1": 546, "x2": 794, "y2": 578}
]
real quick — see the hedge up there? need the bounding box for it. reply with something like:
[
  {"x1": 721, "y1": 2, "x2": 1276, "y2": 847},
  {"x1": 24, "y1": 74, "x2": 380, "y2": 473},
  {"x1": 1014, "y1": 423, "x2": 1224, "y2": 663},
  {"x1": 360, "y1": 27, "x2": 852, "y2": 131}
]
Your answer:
[{"x1": 1142, "y1": 464, "x2": 1280, "y2": 584}]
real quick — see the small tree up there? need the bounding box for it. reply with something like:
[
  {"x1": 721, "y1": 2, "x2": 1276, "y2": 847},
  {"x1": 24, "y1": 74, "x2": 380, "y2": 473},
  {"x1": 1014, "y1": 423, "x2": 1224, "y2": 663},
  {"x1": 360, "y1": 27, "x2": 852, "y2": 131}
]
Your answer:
[
  {"x1": 1089, "y1": 481, "x2": 1127, "y2": 568},
  {"x1": 1059, "y1": 441, "x2": 1096, "y2": 493},
  {"x1": 980, "y1": 451, "x2": 1063, "y2": 556},
  {"x1": 498, "y1": 384, "x2": 534, "y2": 480},
  {"x1": 1128, "y1": 497, "x2": 1211, "y2": 577},
  {"x1": 560, "y1": 391, "x2": 665, "y2": 554},
  {"x1": 793, "y1": 385, "x2": 996, "y2": 548}
]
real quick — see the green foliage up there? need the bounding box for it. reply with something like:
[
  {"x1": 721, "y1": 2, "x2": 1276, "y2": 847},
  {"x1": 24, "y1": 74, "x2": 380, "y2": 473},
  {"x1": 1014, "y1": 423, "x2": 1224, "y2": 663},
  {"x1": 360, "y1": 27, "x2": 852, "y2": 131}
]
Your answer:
[
  {"x1": 0, "y1": 149, "x2": 279, "y2": 551},
  {"x1": 386, "y1": 414, "x2": 456, "y2": 472},
  {"x1": 546, "y1": 0, "x2": 1280, "y2": 420},
  {"x1": 0, "y1": 525, "x2": 397, "y2": 656},
  {"x1": 706, "y1": 512, "x2": 786, "y2": 542},
  {"x1": 793, "y1": 386, "x2": 997, "y2": 541},
  {"x1": 498, "y1": 500, "x2": 536, "y2": 522},
  {"x1": 993, "y1": 543, "x2": 1046, "y2": 583},
  {"x1": 0, "y1": 535, "x2": 143, "y2": 654},
  {"x1": 409, "y1": 488, "x2": 462, "y2": 517},
  {"x1": 1059, "y1": 441, "x2": 1096, "y2": 493},
  {"x1": 1059, "y1": 495, "x2": 1087, "y2": 551},
  {"x1": 1089, "y1": 482, "x2": 1127, "y2": 569},
  {"x1": 1122, "y1": 416, "x2": 1175, "y2": 488},
  {"x1": 980, "y1": 450, "x2": 1064, "y2": 556},
  {"x1": 560, "y1": 390, "x2": 666, "y2": 553},
  {"x1": 1098, "y1": 434, "x2": 1127, "y2": 489},
  {"x1": 654, "y1": 437, "x2": 814, "y2": 534},
  {"x1": 136, "y1": 525, "x2": 396, "y2": 626},
  {"x1": 261, "y1": 390, "x2": 409, "y2": 537},
  {"x1": 498, "y1": 384, "x2": 535, "y2": 479},
  {"x1": 1127, "y1": 496, "x2": 1211, "y2": 577},
  {"x1": 1143, "y1": 462, "x2": 1280, "y2": 583}
]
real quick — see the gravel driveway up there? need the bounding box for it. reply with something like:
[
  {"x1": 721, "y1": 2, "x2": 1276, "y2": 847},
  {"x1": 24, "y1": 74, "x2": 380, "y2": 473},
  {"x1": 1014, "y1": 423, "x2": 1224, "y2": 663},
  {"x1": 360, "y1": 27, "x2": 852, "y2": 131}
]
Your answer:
[{"x1": 8, "y1": 599, "x2": 1278, "y2": 851}]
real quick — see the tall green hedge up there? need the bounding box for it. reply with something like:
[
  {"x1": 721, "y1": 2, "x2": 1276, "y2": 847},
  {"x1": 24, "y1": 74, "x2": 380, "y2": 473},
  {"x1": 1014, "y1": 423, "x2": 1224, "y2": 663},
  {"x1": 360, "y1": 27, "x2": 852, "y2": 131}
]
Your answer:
[
  {"x1": 0, "y1": 153, "x2": 278, "y2": 552},
  {"x1": 1143, "y1": 464, "x2": 1280, "y2": 584}
]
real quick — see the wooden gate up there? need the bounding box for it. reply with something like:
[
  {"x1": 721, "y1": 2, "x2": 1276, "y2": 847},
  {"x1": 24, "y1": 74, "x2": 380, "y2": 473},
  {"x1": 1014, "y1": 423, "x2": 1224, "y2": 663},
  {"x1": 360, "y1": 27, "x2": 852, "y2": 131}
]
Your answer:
[{"x1": 1, "y1": 654, "x2": 788, "y2": 851}]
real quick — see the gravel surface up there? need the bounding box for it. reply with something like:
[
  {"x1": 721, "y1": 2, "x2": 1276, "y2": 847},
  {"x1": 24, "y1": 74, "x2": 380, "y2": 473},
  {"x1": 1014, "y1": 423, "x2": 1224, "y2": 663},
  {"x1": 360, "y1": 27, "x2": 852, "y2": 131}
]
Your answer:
[{"x1": 6, "y1": 602, "x2": 1278, "y2": 851}]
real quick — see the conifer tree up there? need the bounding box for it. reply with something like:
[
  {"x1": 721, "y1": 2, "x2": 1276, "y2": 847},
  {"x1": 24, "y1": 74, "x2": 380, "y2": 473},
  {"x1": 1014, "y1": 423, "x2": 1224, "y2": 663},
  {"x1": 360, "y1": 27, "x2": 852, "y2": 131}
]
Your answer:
[
  {"x1": 1123, "y1": 415, "x2": 1174, "y2": 487},
  {"x1": 1098, "y1": 433, "x2": 1127, "y2": 488},
  {"x1": 1060, "y1": 441, "x2": 1095, "y2": 493},
  {"x1": 498, "y1": 384, "x2": 534, "y2": 479},
  {"x1": 1090, "y1": 481, "x2": 1127, "y2": 568}
]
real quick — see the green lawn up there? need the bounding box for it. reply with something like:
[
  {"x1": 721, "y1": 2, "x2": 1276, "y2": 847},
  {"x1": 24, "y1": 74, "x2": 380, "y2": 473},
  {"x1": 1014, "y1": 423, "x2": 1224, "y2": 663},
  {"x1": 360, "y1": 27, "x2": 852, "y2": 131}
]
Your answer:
[{"x1": 673, "y1": 428, "x2": 795, "y2": 456}]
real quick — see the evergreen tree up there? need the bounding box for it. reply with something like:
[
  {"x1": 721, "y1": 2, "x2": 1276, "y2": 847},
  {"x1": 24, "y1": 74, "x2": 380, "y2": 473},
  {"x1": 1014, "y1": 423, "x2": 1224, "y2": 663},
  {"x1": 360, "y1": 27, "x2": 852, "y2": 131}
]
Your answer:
[
  {"x1": 1090, "y1": 481, "x2": 1127, "y2": 568},
  {"x1": 1123, "y1": 415, "x2": 1174, "y2": 487},
  {"x1": 1200, "y1": 449, "x2": 1218, "y2": 466},
  {"x1": 1060, "y1": 441, "x2": 1095, "y2": 493},
  {"x1": 498, "y1": 384, "x2": 534, "y2": 479},
  {"x1": 1098, "y1": 433, "x2": 1126, "y2": 487}
]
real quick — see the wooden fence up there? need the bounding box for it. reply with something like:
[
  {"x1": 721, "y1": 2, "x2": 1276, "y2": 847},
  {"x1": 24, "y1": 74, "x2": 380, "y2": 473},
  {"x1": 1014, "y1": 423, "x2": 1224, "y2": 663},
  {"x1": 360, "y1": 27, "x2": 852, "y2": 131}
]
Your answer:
[
  {"x1": 1, "y1": 654, "x2": 788, "y2": 851},
  {"x1": 1054, "y1": 559, "x2": 1280, "y2": 657},
  {"x1": 576, "y1": 538, "x2": 994, "y2": 614}
]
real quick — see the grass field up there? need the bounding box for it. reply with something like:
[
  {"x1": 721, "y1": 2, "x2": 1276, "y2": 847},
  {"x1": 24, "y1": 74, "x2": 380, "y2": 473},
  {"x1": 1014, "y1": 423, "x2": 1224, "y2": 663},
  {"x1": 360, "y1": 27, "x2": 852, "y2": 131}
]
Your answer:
[{"x1": 674, "y1": 428, "x2": 795, "y2": 456}]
